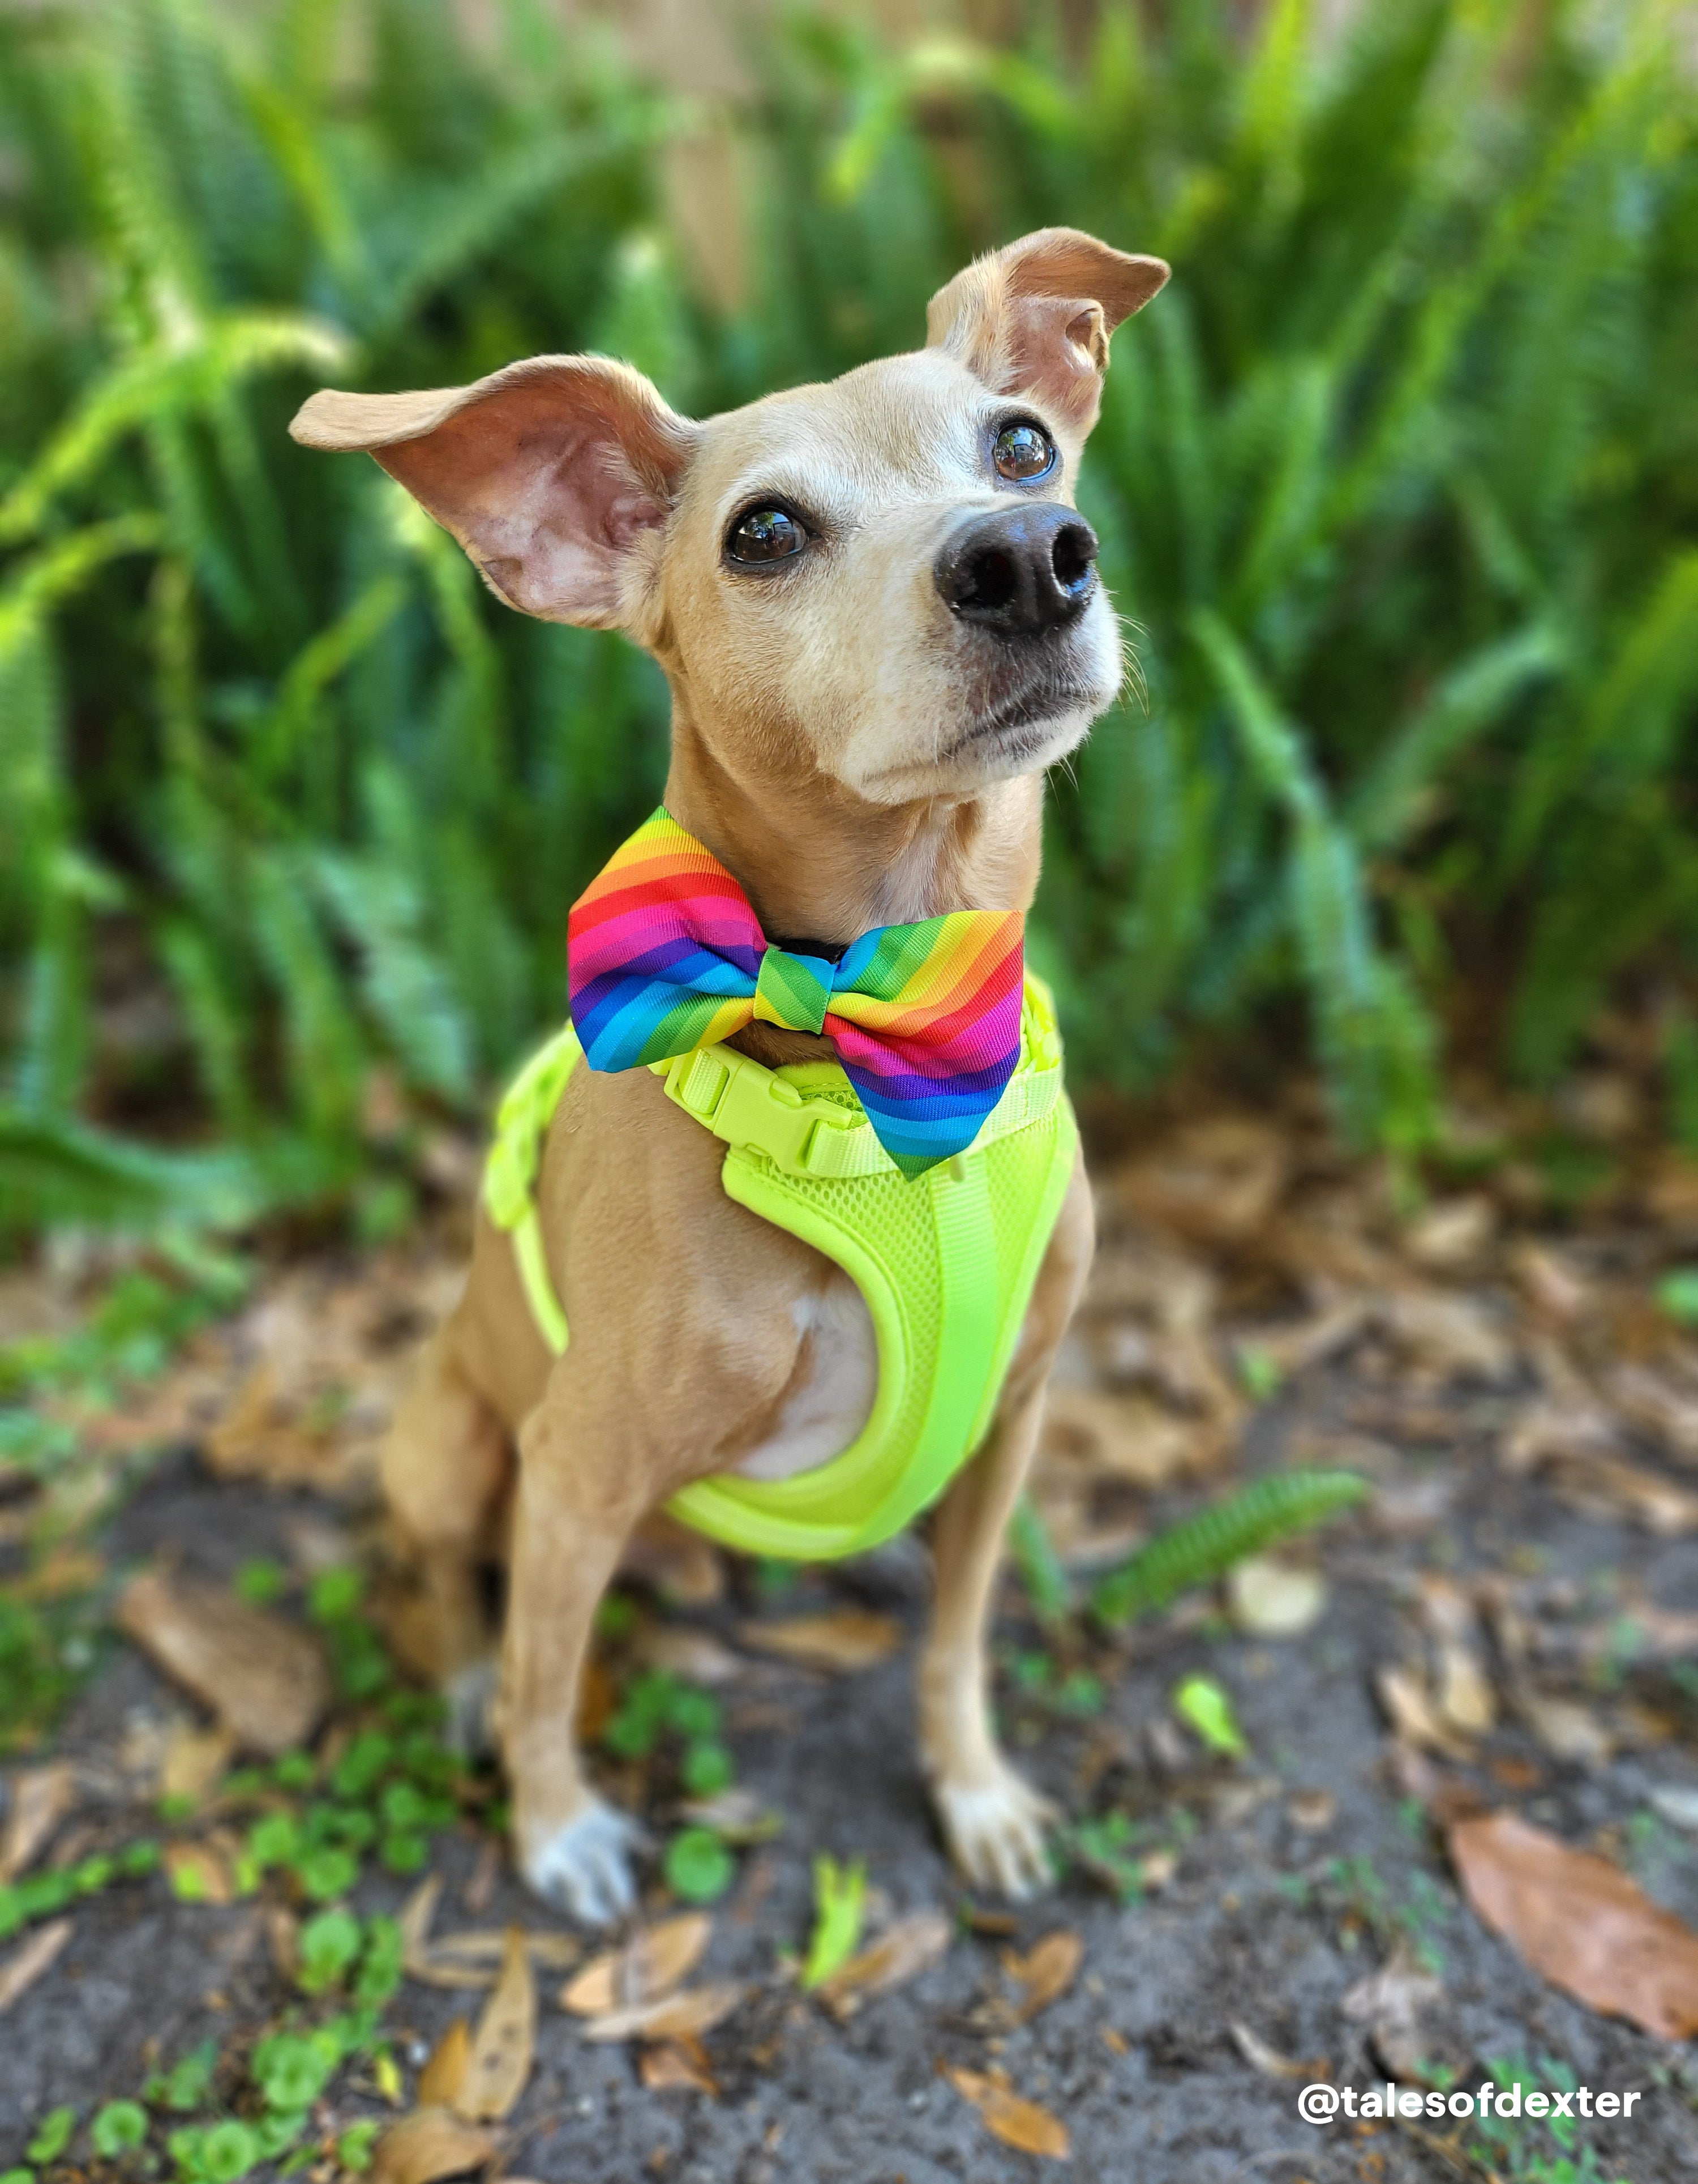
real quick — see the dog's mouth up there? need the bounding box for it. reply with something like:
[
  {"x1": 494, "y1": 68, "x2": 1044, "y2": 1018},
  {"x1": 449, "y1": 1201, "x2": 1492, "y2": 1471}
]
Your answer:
[{"x1": 937, "y1": 677, "x2": 1104, "y2": 763}]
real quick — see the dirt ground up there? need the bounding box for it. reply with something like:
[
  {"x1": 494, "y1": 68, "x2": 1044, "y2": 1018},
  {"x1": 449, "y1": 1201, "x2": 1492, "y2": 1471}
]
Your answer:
[{"x1": 6, "y1": 1093, "x2": 1698, "y2": 2182}]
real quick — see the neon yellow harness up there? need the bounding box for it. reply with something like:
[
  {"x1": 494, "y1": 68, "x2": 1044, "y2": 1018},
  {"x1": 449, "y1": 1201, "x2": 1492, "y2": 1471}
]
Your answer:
[{"x1": 483, "y1": 976, "x2": 1078, "y2": 1561}]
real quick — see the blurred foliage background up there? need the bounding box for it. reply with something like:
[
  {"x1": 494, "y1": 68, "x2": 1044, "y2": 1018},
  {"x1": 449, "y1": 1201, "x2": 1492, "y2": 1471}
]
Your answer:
[{"x1": 2, "y1": 0, "x2": 1696, "y2": 1244}]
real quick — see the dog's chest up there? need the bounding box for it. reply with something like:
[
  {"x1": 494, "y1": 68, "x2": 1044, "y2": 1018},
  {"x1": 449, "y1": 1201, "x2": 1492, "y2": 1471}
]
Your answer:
[{"x1": 730, "y1": 1269, "x2": 877, "y2": 1481}]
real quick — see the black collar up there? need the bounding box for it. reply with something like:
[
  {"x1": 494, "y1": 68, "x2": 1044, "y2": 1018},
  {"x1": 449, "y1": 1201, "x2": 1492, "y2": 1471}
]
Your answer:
[{"x1": 768, "y1": 935, "x2": 849, "y2": 965}]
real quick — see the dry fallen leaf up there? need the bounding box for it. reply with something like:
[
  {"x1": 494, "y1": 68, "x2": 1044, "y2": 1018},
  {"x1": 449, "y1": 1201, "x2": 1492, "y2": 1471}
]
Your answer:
[
  {"x1": 418, "y1": 2019, "x2": 471, "y2": 2108},
  {"x1": 678, "y1": 1788, "x2": 783, "y2": 1845},
  {"x1": 415, "y1": 1929, "x2": 581, "y2": 1990},
  {"x1": 817, "y1": 1909, "x2": 952, "y2": 2018},
  {"x1": 1109, "y1": 1116, "x2": 1288, "y2": 1244},
  {"x1": 1550, "y1": 1452, "x2": 1698, "y2": 1535},
  {"x1": 1418, "y1": 1577, "x2": 1497, "y2": 1736},
  {"x1": 619, "y1": 1519, "x2": 724, "y2": 1607},
  {"x1": 159, "y1": 1721, "x2": 237, "y2": 1806},
  {"x1": 453, "y1": 1928, "x2": 535, "y2": 2122},
  {"x1": 1041, "y1": 1386, "x2": 1201, "y2": 1492},
  {"x1": 945, "y1": 2065, "x2": 1070, "y2": 2160},
  {"x1": 1375, "y1": 1664, "x2": 1473, "y2": 1760},
  {"x1": 165, "y1": 1840, "x2": 234, "y2": 1905},
  {"x1": 370, "y1": 2107, "x2": 497, "y2": 2184},
  {"x1": 638, "y1": 2037, "x2": 718, "y2": 2095},
  {"x1": 1517, "y1": 1690, "x2": 1613, "y2": 1766},
  {"x1": 1229, "y1": 2022, "x2": 1310, "y2": 2080},
  {"x1": 561, "y1": 1913, "x2": 710, "y2": 2017},
  {"x1": 735, "y1": 1611, "x2": 901, "y2": 1673},
  {"x1": 1403, "y1": 1196, "x2": 1494, "y2": 1271},
  {"x1": 580, "y1": 1982, "x2": 745, "y2": 2045},
  {"x1": 0, "y1": 1917, "x2": 73, "y2": 2014},
  {"x1": 267, "y1": 1905, "x2": 301, "y2": 1982},
  {"x1": 402, "y1": 1874, "x2": 445, "y2": 1971},
  {"x1": 1341, "y1": 1945, "x2": 1452, "y2": 2082},
  {"x1": 1002, "y1": 1929, "x2": 1083, "y2": 2024},
  {"x1": 0, "y1": 1762, "x2": 74, "y2": 1882},
  {"x1": 1382, "y1": 1288, "x2": 1516, "y2": 1386},
  {"x1": 633, "y1": 1626, "x2": 746, "y2": 1686},
  {"x1": 1227, "y1": 1556, "x2": 1327, "y2": 1637},
  {"x1": 1609, "y1": 1362, "x2": 1698, "y2": 1466},
  {"x1": 1449, "y1": 1810, "x2": 1698, "y2": 2038},
  {"x1": 118, "y1": 1569, "x2": 328, "y2": 1755}
]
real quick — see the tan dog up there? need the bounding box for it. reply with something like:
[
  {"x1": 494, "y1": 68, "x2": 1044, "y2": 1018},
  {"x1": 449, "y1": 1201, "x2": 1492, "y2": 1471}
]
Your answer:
[{"x1": 291, "y1": 228, "x2": 1167, "y2": 1923}]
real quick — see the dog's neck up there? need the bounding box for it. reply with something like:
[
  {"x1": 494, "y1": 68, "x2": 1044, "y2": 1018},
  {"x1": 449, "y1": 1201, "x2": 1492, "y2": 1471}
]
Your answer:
[{"x1": 663, "y1": 710, "x2": 1045, "y2": 946}]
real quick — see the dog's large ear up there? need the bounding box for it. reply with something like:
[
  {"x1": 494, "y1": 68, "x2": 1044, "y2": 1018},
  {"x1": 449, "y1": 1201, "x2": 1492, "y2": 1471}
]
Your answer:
[
  {"x1": 925, "y1": 228, "x2": 1168, "y2": 435},
  {"x1": 289, "y1": 356, "x2": 696, "y2": 629}
]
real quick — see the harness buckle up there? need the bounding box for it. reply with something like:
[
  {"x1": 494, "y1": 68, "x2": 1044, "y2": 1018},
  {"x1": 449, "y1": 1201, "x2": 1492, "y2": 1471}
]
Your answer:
[{"x1": 662, "y1": 1041, "x2": 861, "y2": 1175}]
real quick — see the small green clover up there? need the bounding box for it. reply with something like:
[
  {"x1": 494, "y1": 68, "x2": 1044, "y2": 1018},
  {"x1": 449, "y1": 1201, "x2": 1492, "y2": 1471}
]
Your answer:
[
  {"x1": 252, "y1": 2031, "x2": 337, "y2": 2113},
  {"x1": 296, "y1": 1907, "x2": 362, "y2": 1995},
  {"x1": 680, "y1": 1740, "x2": 734, "y2": 1796},
  {"x1": 297, "y1": 1846, "x2": 358, "y2": 1902},
  {"x1": 233, "y1": 1559, "x2": 286, "y2": 1607},
  {"x1": 664, "y1": 1826, "x2": 735, "y2": 1904},
  {"x1": 336, "y1": 2123, "x2": 380, "y2": 2174},
  {"x1": 89, "y1": 2101, "x2": 149, "y2": 2159},
  {"x1": 26, "y1": 2110, "x2": 75, "y2": 2166},
  {"x1": 1655, "y1": 1268, "x2": 1698, "y2": 1326}
]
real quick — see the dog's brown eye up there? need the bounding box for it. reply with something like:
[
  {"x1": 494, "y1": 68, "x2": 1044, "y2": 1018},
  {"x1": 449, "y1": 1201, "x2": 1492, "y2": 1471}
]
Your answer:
[
  {"x1": 993, "y1": 421, "x2": 1056, "y2": 482},
  {"x1": 726, "y1": 507, "x2": 807, "y2": 564}
]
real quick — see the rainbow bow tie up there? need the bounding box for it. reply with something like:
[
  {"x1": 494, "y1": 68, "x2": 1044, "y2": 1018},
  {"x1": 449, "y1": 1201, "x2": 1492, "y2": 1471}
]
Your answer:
[{"x1": 567, "y1": 809, "x2": 1025, "y2": 1176}]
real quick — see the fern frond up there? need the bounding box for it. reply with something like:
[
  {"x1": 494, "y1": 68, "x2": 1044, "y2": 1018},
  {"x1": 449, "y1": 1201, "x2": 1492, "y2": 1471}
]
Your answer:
[{"x1": 1091, "y1": 1470, "x2": 1369, "y2": 1630}]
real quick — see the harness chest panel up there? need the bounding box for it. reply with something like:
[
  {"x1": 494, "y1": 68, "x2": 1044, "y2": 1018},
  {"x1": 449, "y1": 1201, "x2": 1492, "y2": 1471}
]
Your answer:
[{"x1": 484, "y1": 978, "x2": 1078, "y2": 1561}]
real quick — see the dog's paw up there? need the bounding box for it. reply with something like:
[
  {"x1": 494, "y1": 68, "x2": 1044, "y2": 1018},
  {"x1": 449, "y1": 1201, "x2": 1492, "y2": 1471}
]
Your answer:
[
  {"x1": 441, "y1": 1659, "x2": 500, "y2": 1759},
  {"x1": 933, "y1": 1762, "x2": 1059, "y2": 1900},
  {"x1": 519, "y1": 1800, "x2": 649, "y2": 1926}
]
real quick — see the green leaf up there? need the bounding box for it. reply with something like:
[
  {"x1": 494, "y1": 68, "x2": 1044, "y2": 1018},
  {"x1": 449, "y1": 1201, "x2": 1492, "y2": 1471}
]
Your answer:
[
  {"x1": 336, "y1": 2123, "x2": 380, "y2": 2175},
  {"x1": 680, "y1": 1740, "x2": 734, "y2": 1797},
  {"x1": 155, "y1": 2041, "x2": 218, "y2": 2114},
  {"x1": 25, "y1": 2110, "x2": 75, "y2": 2166},
  {"x1": 1173, "y1": 1674, "x2": 1247, "y2": 1760},
  {"x1": 297, "y1": 1847, "x2": 358, "y2": 1902},
  {"x1": 252, "y1": 2031, "x2": 337, "y2": 2113},
  {"x1": 233, "y1": 1558, "x2": 286, "y2": 1606},
  {"x1": 379, "y1": 1831, "x2": 427, "y2": 1875},
  {"x1": 663, "y1": 1827, "x2": 735, "y2": 1905},
  {"x1": 800, "y1": 1854, "x2": 867, "y2": 1991},
  {"x1": 197, "y1": 2120, "x2": 261, "y2": 2184},
  {"x1": 296, "y1": 1907, "x2": 362, "y2": 1995},
  {"x1": 90, "y1": 2102, "x2": 150, "y2": 2159},
  {"x1": 1654, "y1": 1270, "x2": 1698, "y2": 1327}
]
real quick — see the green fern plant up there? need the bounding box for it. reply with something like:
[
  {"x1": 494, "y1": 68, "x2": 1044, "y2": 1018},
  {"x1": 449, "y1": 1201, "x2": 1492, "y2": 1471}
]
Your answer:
[
  {"x1": 1089, "y1": 1470, "x2": 1369, "y2": 1630},
  {"x1": 1, "y1": 0, "x2": 1694, "y2": 1234}
]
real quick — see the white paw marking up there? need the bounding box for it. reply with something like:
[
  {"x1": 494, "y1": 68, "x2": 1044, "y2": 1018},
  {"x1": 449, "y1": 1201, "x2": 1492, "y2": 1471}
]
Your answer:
[
  {"x1": 933, "y1": 1765, "x2": 1060, "y2": 1901},
  {"x1": 520, "y1": 1799, "x2": 649, "y2": 1926}
]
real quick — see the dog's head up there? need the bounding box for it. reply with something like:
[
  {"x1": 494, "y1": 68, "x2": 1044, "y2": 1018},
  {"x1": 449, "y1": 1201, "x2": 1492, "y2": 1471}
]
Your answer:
[{"x1": 291, "y1": 228, "x2": 1167, "y2": 808}]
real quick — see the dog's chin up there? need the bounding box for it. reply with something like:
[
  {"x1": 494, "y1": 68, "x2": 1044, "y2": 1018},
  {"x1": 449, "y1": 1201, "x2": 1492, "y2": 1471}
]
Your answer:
[{"x1": 850, "y1": 683, "x2": 1107, "y2": 804}]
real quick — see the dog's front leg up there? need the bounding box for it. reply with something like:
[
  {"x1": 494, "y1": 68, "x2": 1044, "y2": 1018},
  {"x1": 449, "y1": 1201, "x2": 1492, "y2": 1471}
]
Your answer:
[
  {"x1": 500, "y1": 1393, "x2": 648, "y2": 1925},
  {"x1": 919, "y1": 1158, "x2": 1094, "y2": 1898}
]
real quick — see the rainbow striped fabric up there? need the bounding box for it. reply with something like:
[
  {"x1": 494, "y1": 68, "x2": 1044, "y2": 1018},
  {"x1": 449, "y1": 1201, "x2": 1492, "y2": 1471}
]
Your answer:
[{"x1": 567, "y1": 808, "x2": 1025, "y2": 1176}]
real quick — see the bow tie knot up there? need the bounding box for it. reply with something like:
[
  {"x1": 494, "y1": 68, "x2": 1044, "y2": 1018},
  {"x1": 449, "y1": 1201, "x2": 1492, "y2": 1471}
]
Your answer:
[
  {"x1": 567, "y1": 809, "x2": 1026, "y2": 1176},
  {"x1": 753, "y1": 944, "x2": 833, "y2": 1038}
]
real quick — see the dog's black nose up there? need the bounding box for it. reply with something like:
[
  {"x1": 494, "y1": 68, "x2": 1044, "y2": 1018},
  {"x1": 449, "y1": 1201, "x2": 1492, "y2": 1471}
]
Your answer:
[{"x1": 934, "y1": 504, "x2": 1099, "y2": 636}]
